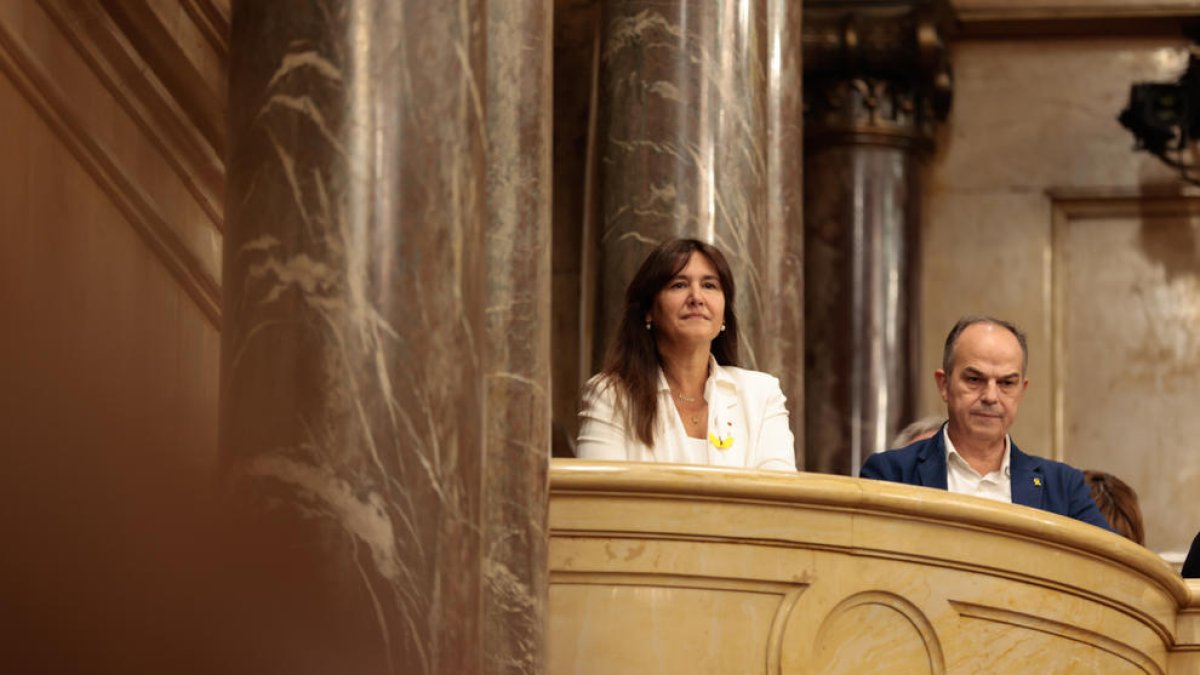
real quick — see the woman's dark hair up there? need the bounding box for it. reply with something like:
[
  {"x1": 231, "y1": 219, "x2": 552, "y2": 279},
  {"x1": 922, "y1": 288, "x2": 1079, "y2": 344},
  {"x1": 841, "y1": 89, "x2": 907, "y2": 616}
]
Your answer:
[
  {"x1": 1083, "y1": 470, "x2": 1145, "y2": 545},
  {"x1": 601, "y1": 238, "x2": 739, "y2": 447}
]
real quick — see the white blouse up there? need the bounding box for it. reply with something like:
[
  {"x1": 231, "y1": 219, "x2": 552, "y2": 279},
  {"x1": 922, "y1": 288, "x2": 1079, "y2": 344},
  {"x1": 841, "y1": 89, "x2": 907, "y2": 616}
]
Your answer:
[{"x1": 576, "y1": 358, "x2": 797, "y2": 472}]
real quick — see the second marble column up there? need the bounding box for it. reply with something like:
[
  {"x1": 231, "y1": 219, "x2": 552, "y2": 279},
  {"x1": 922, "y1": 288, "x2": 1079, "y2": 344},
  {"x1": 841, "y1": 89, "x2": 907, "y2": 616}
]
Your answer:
[{"x1": 591, "y1": 0, "x2": 805, "y2": 463}]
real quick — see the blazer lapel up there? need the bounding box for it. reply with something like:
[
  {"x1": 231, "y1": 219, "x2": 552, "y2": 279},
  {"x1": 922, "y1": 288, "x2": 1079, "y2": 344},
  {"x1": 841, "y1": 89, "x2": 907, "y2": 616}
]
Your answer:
[
  {"x1": 1009, "y1": 443, "x2": 1045, "y2": 509},
  {"x1": 706, "y1": 362, "x2": 741, "y2": 450},
  {"x1": 916, "y1": 432, "x2": 948, "y2": 489}
]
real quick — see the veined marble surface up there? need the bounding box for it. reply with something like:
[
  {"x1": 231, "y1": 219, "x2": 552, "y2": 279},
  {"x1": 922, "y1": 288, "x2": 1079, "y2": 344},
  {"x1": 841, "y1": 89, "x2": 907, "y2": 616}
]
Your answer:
[
  {"x1": 223, "y1": 2, "x2": 551, "y2": 673},
  {"x1": 589, "y1": 0, "x2": 805, "y2": 463},
  {"x1": 549, "y1": 460, "x2": 1198, "y2": 674}
]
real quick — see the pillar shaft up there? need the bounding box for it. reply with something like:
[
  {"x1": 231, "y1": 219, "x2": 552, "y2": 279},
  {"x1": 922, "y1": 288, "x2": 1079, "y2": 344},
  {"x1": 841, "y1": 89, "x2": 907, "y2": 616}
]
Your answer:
[
  {"x1": 223, "y1": 1, "x2": 550, "y2": 673},
  {"x1": 483, "y1": 2, "x2": 553, "y2": 674},
  {"x1": 805, "y1": 140, "x2": 921, "y2": 475},
  {"x1": 802, "y1": 0, "x2": 954, "y2": 474},
  {"x1": 591, "y1": 0, "x2": 805, "y2": 461}
]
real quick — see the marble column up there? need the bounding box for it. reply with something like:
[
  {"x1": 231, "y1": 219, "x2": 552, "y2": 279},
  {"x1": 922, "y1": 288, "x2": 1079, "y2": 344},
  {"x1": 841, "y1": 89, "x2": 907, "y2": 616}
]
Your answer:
[
  {"x1": 223, "y1": 2, "x2": 550, "y2": 674},
  {"x1": 483, "y1": 2, "x2": 553, "y2": 674},
  {"x1": 803, "y1": 0, "x2": 954, "y2": 475},
  {"x1": 591, "y1": 0, "x2": 806, "y2": 462}
]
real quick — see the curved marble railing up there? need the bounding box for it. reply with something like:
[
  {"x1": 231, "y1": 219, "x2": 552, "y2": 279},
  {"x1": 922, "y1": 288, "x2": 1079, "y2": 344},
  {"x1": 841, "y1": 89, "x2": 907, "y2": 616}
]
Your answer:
[{"x1": 548, "y1": 460, "x2": 1200, "y2": 674}]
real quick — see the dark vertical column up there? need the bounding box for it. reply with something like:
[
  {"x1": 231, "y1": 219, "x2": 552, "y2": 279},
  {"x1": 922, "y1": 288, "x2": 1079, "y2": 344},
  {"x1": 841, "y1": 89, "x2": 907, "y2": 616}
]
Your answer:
[
  {"x1": 590, "y1": 0, "x2": 806, "y2": 463},
  {"x1": 223, "y1": 1, "x2": 550, "y2": 673},
  {"x1": 551, "y1": 0, "x2": 603, "y2": 456},
  {"x1": 802, "y1": 0, "x2": 955, "y2": 474},
  {"x1": 805, "y1": 138, "x2": 922, "y2": 474}
]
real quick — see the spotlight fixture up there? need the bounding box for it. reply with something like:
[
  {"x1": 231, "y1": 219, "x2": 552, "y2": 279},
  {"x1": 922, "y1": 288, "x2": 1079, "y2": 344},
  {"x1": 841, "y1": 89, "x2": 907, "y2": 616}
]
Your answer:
[{"x1": 1119, "y1": 54, "x2": 1200, "y2": 186}]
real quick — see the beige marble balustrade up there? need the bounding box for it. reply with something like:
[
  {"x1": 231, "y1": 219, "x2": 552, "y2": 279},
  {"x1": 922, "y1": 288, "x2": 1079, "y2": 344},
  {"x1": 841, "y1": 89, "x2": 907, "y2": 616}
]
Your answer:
[{"x1": 548, "y1": 460, "x2": 1200, "y2": 674}]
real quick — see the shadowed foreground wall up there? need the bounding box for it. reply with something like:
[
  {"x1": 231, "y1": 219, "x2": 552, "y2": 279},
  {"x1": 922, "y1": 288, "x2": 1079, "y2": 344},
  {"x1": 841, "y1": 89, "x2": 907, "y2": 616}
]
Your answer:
[{"x1": 0, "y1": 0, "x2": 229, "y2": 670}]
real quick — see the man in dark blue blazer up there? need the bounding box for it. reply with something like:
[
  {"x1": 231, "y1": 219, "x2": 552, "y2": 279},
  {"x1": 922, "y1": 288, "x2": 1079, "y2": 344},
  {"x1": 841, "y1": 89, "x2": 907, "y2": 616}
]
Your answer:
[{"x1": 861, "y1": 316, "x2": 1112, "y2": 532}]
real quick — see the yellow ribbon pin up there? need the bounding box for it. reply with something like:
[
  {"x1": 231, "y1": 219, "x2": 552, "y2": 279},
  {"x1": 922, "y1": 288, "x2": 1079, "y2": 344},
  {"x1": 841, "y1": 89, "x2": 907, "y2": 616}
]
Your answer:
[
  {"x1": 708, "y1": 432, "x2": 734, "y2": 450},
  {"x1": 1033, "y1": 477, "x2": 1042, "y2": 487}
]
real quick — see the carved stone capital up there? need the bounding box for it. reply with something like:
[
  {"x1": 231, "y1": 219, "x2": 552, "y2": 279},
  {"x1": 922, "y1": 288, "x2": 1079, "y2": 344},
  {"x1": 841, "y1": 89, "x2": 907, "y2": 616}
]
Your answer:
[
  {"x1": 806, "y1": 77, "x2": 937, "y2": 151},
  {"x1": 803, "y1": 0, "x2": 956, "y2": 149}
]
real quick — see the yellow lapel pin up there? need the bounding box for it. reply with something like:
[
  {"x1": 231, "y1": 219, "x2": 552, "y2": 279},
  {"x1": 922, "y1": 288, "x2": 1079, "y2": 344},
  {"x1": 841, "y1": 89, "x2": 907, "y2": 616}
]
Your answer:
[{"x1": 708, "y1": 432, "x2": 734, "y2": 450}]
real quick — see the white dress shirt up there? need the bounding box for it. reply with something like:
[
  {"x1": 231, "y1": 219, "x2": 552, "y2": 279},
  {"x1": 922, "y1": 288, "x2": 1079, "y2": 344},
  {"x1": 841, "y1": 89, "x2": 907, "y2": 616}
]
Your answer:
[
  {"x1": 943, "y1": 426, "x2": 1012, "y2": 503},
  {"x1": 576, "y1": 358, "x2": 796, "y2": 471}
]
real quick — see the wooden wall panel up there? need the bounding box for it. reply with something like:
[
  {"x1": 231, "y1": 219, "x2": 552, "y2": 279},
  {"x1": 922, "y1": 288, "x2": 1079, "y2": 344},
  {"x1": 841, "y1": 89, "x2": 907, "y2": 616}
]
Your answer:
[
  {"x1": 0, "y1": 0, "x2": 225, "y2": 493},
  {"x1": 39, "y1": 0, "x2": 225, "y2": 229},
  {"x1": 0, "y1": 65, "x2": 220, "y2": 464},
  {"x1": 0, "y1": 5, "x2": 226, "y2": 665}
]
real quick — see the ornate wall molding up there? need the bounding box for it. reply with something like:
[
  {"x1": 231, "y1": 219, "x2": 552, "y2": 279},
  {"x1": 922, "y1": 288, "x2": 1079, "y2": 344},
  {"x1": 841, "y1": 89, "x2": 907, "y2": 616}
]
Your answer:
[
  {"x1": 1048, "y1": 189, "x2": 1200, "y2": 466},
  {"x1": 38, "y1": 0, "x2": 225, "y2": 230},
  {"x1": 97, "y1": 0, "x2": 226, "y2": 153},
  {"x1": 0, "y1": 16, "x2": 221, "y2": 326},
  {"x1": 803, "y1": 0, "x2": 955, "y2": 149},
  {"x1": 805, "y1": 77, "x2": 936, "y2": 150},
  {"x1": 180, "y1": 0, "x2": 230, "y2": 61}
]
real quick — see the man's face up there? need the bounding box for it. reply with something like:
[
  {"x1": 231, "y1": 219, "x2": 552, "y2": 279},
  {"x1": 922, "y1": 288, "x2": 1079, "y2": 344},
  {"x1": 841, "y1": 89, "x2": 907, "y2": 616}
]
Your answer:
[{"x1": 935, "y1": 323, "x2": 1029, "y2": 447}]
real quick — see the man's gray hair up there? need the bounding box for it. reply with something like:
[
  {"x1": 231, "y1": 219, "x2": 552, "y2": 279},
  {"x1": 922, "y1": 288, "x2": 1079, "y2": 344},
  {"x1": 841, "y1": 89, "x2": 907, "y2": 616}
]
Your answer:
[
  {"x1": 941, "y1": 315, "x2": 1028, "y2": 376},
  {"x1": 889, "y1": 415, "x2": 946, "y2": 449}
]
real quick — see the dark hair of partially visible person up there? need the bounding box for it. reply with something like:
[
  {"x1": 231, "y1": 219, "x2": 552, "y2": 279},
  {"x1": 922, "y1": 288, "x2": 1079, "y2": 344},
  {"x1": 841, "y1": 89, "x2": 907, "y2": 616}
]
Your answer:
[
  {"x1": 1083, "y1": 470, "x2": 1145, "y2": 545},
  {"x1": 942, "y1": 315, "x2": 1029, "y2": 376},
  {"x1": 890, "y1": 416, "x2": 946, "y2": 449},
  {"x1": 601, "y1": 238, "x2": 739, "y2": 447}
]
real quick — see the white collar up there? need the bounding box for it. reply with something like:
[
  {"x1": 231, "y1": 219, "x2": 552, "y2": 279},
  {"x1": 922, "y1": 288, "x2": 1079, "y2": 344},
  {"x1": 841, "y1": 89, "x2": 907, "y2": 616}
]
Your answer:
[
  {"x1": 943, "y1": 426, "x2": 1011, "y2": 478},
  {"x1": 656, "y1": 355, "x2": 737, "y2": 398}
]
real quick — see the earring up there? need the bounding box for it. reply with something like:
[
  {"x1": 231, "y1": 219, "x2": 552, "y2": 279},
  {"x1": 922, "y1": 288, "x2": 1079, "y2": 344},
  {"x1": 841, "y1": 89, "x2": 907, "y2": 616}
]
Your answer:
[
  {"x1": 720, "y1": 324, "x2": 726, "y2": 332},
  {"x1": 646, "y1": 321, "x2": 652, "y2": 330}
]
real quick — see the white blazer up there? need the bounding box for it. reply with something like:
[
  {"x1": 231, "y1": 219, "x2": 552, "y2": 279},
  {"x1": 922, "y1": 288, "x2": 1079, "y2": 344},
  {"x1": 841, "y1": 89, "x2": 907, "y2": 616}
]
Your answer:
[{"x1": 576, "y1": 358, "x2": 797, "y2": 471}]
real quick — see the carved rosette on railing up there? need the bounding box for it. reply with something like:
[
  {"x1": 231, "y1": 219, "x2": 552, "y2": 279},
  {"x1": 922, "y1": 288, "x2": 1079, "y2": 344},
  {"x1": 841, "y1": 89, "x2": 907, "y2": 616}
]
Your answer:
[{"x1": 803, "y1": 0, "x2": 954, "y2": 151}]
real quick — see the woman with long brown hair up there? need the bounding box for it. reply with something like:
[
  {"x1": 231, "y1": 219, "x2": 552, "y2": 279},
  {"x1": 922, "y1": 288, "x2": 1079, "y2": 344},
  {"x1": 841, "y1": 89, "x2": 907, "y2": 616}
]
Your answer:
[
  {"x1": 1082, "y1": 470, "x2": 1145, "y2": 545},
  {"x1": 576, "y1": 238, "x2": 796, "y2": 471}
]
